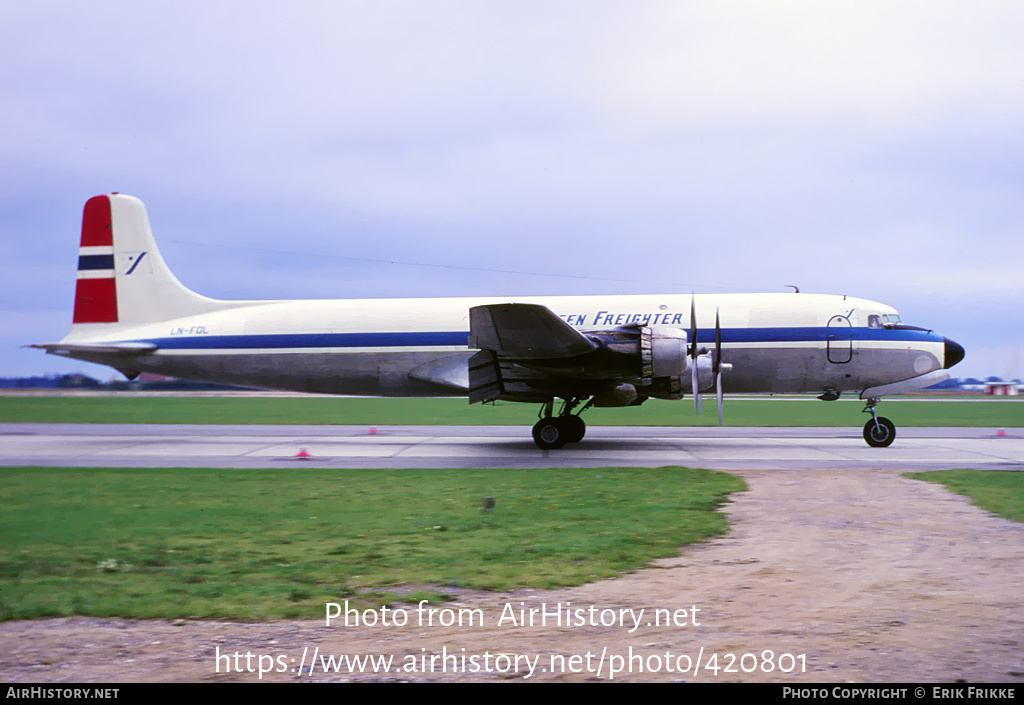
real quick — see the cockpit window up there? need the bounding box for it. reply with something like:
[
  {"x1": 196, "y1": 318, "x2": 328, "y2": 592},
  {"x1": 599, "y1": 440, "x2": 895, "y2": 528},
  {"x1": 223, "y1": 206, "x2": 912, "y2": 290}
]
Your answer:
[
  {"x1": 868, "y1": 314, "x2": 883, "y2": 328},
  {"x1": 882, "y1": 314, "x2": 902, "y2": 325}
]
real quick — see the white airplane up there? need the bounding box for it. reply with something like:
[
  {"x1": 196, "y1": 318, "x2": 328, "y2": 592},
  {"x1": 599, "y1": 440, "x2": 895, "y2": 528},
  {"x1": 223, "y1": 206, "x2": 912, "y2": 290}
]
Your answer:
[{"x1": 34, "y1": 193, "x2": 965, "y2": 449}]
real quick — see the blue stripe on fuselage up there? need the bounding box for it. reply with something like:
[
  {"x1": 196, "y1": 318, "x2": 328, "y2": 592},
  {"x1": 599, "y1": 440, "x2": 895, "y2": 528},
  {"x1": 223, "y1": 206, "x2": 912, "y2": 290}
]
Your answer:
[
  {"x1": 705, "y1": 327, "x2": 942, "y2": 344},
  {"x1": 126, "y1": 327, "x2": 942, "y2": 351},
  {"x1": 142, "y1": 331, "x2": 471, "y2": 350}
]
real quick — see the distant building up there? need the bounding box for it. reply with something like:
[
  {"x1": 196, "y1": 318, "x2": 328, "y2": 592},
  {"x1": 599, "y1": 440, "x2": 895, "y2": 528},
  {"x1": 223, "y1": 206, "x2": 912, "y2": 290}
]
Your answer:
[
  {"x1": 56, "y1": 373, "x2": 100, "y2": 388},
  {"x1": 985, "y1": 381, "x2": 1019, "y2": 396}
]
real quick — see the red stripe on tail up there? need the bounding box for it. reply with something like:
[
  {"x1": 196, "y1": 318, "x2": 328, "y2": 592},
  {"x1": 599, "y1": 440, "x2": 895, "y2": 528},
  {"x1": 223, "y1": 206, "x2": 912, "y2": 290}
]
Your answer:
[
  {"x1": 73, "y1": 278, "x2": 118, "y2": 323},
  {"x1": 73, "y1": 195, "x2": 118, "y2": 323},
  {"x1": 80, "y1": 195, "x2": 113, "y2": 247}
]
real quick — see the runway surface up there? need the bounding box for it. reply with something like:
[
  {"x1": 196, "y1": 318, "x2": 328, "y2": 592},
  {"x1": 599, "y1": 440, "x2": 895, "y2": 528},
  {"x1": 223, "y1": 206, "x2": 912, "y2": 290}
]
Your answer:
[{"x1": 1, "y1": 423, "x2": 1021, "y2": 470}]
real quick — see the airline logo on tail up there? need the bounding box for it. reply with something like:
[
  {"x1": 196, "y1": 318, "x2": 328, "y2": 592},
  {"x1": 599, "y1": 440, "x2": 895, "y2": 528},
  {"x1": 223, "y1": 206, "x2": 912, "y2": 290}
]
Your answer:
[
  {"x1": 73, "y1": 195, "x2": 118, "y2": 324},
  {"x1": 122, "y1": 251, "x2": 148, "y2": 275}
]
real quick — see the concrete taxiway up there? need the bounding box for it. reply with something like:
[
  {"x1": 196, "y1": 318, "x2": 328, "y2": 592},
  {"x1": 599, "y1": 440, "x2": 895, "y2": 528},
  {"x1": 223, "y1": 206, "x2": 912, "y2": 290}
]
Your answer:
[{"x1": 0, "y1": 423, "x2": 1021, "y2": 470}]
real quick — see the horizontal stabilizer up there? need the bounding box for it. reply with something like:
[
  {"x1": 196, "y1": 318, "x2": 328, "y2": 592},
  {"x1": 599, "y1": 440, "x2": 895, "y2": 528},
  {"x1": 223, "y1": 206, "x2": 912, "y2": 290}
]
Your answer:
[
  {"x1": 30, "y1": 341, "x2": 158, "y2": 357},
  {"x1": 468, "y1": 303, "x2": 597, "y2": 360}
]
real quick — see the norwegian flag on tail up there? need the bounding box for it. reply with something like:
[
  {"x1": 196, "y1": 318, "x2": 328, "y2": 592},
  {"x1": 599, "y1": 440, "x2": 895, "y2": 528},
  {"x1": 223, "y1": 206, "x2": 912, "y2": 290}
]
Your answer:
[{"x1": 72, "y1": 195, "x2": 118, "y2": 323}]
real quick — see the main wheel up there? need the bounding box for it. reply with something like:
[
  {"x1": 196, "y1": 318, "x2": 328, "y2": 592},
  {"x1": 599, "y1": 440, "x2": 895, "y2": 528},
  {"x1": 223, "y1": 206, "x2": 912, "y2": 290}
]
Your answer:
[
  {"x1": 532, "y1": 417, "x2": 568, "y2": 450},
  {"x1": 561, "y1": 415, "x2": 586, "y2": 443},
  {"x1": 863, "y1": 417, "x2": 896, "y2": 447}
]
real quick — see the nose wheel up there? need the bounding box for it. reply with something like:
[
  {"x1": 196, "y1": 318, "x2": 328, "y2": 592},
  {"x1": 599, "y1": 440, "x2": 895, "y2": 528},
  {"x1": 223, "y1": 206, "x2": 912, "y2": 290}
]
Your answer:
[
  {"x1": 863, "y1": 416, "x2": 896, "y2": 447},
  {"x1": 862, "y1": 397, "x2": 896, "y2": 447}
]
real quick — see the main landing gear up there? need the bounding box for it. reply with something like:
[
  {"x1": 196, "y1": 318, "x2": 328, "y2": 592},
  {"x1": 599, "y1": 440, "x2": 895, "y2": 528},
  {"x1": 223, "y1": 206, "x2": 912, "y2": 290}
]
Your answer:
[
  {"x1": 532, "y1": 397, "x2": 593, "y2": 450},
  {"x1": 862, "y1": 397, "x2": 896, "y2": 447}
]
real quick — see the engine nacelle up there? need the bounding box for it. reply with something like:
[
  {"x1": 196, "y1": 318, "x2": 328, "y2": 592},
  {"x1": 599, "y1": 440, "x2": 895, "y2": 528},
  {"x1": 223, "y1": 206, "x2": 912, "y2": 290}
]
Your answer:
[
  {"x1": 634, "y1": 327, "x2": 715, "y2": 399},
  {"x1": 635, "y1": 376, "x2": 683, "y2": 400},
  {"x1": 592, "y1": 383, "x2": 640, "y2": 407},
  {"x1": 640, "y1": 326, "x2": 688, "y2": 378}
]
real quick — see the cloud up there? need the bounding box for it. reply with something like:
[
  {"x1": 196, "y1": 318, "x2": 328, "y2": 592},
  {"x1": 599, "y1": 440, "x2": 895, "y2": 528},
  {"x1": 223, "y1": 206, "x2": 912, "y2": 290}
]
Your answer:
[{"x1": 3, "y1": 1, "x2": 1022, "y2": 377}]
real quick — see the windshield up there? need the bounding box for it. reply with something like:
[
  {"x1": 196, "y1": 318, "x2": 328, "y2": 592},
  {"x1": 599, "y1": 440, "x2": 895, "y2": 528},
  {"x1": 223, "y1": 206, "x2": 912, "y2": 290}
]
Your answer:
[{"x1": 867, "y1": 313, "x2": 903, "y2": 328}]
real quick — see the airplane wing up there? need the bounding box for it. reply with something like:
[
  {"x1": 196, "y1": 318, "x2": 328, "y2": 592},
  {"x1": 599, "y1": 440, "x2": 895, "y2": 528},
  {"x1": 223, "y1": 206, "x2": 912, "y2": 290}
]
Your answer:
[
  {"x1": 468, "y1": 303, "x2": 597, "y2": 359},
  {"x1": 468, "y1": 303, "x2": 604, "y2": 404}
]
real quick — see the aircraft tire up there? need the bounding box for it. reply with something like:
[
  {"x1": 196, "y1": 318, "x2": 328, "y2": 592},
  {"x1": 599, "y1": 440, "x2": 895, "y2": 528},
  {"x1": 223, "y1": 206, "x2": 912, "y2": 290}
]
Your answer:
[
  {"x1": 533, "y1": 418, "x2": 568, "y2": 450},
  {"x1": 561, "y1": 415, "x2": 586, "y2": 443},
  {"x1": 863, "y1": 417, "x2": 896, "y2": 447}
]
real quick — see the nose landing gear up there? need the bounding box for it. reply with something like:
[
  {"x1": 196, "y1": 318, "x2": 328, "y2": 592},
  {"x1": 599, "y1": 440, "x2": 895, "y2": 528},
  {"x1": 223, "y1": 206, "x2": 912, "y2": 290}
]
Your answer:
[{"x1": 862, "y1": 397, "x2": 896, "y2": 447}]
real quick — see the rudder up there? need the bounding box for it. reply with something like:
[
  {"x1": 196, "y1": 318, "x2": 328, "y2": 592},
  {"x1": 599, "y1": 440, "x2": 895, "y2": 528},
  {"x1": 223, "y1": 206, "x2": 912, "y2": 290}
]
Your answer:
[{"x1": 73, "y1": 195, "x2": 118, "y2": 323}]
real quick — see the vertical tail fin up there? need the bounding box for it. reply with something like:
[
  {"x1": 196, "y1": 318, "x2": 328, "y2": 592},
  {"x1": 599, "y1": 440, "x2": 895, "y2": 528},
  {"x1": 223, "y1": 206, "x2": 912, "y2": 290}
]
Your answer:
[
  {"x1": 70, "y1": 193, "x2": 225, "y2": 331},
  {"x1": 72, "y1": 195, "x2": 118, "y2": 323}
]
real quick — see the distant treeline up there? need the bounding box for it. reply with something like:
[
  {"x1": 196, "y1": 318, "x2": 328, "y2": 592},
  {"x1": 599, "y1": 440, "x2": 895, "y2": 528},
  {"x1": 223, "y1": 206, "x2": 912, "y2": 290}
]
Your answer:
[
  {"x1": 0, "y1": 374, "x2": 255, "y2": 392},
  {"x1": 2, "y1": 373, "x2": 1019, "y2": 393}
]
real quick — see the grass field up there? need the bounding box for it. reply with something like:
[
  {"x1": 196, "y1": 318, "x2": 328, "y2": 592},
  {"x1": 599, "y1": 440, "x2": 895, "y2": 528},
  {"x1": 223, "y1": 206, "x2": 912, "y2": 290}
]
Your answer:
[
  {"x1": 1, "y1": 395, "x2": 1021, "y2": 427},
  {"x1": 906, "y1": 470, "x2": 1024, "y2": 523},
  {"x1": 4, "y1": 462, "x2": 1020, "y2": 623},
  {"x1": 0, "y1": 466, "x2": 745, "y2": 621}
]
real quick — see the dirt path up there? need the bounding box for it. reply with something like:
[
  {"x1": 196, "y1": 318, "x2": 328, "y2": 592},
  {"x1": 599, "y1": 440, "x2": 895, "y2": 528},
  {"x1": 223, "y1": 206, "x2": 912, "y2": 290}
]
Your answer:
[{"x1": 3, "y1": 469, "x2": 1023, "y2": 682}]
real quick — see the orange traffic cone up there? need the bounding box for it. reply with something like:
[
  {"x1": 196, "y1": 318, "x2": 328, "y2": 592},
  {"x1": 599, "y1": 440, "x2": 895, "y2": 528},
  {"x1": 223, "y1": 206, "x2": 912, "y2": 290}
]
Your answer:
[{"x1": 294, "y1": 448, "x2": 312, "y2": 459}]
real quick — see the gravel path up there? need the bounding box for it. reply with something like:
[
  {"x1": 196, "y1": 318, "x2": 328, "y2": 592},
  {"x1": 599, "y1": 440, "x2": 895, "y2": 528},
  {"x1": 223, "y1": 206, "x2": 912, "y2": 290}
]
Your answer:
[{"x1": 2, "y1": 468, "x2": 1022, "y2": 682}]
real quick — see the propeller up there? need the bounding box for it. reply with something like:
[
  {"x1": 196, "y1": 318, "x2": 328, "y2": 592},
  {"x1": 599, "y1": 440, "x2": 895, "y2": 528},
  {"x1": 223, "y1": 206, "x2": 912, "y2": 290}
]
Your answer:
[
  {"x1": 691, "y1": 297, "x2": 732, "y2": 422},
  {"x1": 690, "y1": 295, "x2": 701, "y2": 415},
  {"x1": 712, "y1": 306, "x2": 733, "y2": 426}
]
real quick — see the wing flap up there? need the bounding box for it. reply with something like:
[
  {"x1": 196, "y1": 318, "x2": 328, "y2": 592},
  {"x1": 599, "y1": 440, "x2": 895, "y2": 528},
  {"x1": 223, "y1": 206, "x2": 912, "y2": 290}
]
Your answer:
[{"x1": 468, "y1": 350, "x2": 502, "y2": 403}]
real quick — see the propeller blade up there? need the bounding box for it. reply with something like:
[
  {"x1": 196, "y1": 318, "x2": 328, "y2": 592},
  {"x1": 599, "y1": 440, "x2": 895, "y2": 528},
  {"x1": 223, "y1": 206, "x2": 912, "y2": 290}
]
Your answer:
[
  {"x1": 716, "y1": 370, "x2": 724, "y2": 426},
  {"x1": 715, "y1": 307, "x2": 723, "y2": 424},
  {"x1": 690, "y1": 294, "x2": 701, "y2": 415},
  {"x1": 689, "y1": 294, "x2": 697, "y2": 359},
  {"x1": 693, "y1": 361, "x2": 701, "y2": 415},
  {"x1": 714, "y1": 308, "x2": 721, "y2": 375}
]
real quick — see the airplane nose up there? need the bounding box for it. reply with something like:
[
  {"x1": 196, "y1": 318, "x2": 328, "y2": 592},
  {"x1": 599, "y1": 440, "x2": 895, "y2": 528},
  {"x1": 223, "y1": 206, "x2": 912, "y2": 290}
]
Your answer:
[{"x1": 943, "y1": 337, "x2": 965, "y2": 369}]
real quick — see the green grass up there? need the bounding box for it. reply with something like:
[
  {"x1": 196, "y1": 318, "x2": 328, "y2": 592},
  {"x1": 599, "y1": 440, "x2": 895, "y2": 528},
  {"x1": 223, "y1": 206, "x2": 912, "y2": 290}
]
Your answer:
[
  {"x1": 0, "y1": 466, "x2": 745, "y2": 621},
  {"x1": 905, "y1": 470, "x2": 1024, "y2": 523},
  {"x1": 1, "y1": 395, "x2": 1021, "y2": 426}
]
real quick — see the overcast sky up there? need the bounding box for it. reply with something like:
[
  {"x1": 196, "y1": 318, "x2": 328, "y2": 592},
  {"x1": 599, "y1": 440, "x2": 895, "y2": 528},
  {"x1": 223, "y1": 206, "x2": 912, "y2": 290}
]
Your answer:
[{"x1": 2, "y1": 1, "x2": 1022, "y2": 380}]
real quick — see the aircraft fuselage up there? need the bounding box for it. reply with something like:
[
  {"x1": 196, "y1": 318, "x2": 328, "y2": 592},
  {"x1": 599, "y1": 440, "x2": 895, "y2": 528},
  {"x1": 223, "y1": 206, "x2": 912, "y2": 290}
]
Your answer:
[{"x1": 60, "y1": 292, "x2": 949, "y2": 398}]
